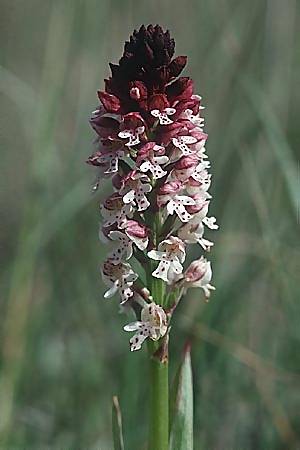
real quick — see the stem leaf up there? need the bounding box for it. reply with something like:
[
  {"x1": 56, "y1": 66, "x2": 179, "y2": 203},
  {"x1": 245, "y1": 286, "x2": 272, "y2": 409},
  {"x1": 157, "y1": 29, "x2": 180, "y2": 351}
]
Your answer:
[
  {"x1": 169, "y1": 344, "x2": 193, "y2": 450},
  {"x1": 112, "y1": 395, "x2": 125, "y2": 450}
]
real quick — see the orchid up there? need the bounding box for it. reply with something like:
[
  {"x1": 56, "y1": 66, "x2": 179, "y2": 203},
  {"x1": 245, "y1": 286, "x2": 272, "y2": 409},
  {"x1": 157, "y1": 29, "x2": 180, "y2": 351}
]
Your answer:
[
  {"x1": 102, "y1": 260, "x2": 138, "y2": 304},
  {"x1": 124, "y1": 302, "x2": 167, "y2": 351},
  {"x1": 87, "y1": 24, "x2": 218, "y2": 450},
  {"x1": 148, "y1": 236, "x2": 186, "y2": 283}
]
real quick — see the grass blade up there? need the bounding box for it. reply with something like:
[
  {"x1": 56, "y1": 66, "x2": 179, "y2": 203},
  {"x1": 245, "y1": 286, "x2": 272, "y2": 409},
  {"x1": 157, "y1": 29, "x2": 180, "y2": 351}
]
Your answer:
[
  {"x1": 112, "y1": 396, "x2": 125, "y2": 450},
  {"x1": 169, "y1": 344, "x2": 193, "y2": 450}
]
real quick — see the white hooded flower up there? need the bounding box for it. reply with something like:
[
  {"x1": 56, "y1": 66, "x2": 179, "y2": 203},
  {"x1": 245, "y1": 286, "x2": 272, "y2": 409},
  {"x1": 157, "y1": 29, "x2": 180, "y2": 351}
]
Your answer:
[
  {"x1": 157, "y1": 182, "x2": 196, "y2": 223},
  {"x1": 102, "y1": 260, "x2": 138, "y2": 304},
  {"x1": 178, "y1": 221, "x2": 214, "y2": 251},
  {"x1": 148, "y1": 236, "x2": 186, "y2": 284},
  {"x1": 124, "y1": 302, "x2": 167, "y2": 351},
  {"x1": 118, "y1": 126, "x2": 145, "y2": 147},
  {"x1": 180, "y1": 108, "x2": 205, "y2": 129},
  {"x1": 119, "y1": 172, "x2": 152, "y2": 211},
  {"x1": 108, "y1": 221, "x2": 149, "y2": 264},
  {"x1": 151, "y1": 107, "x2": 176, "y2": 125},
  {"x1": 183, "y1": 256, "x2": 215, "y2": 298},
  {"x1": 98, "y1": 149, "x2": 125, "y2": 174},
  {"x1": 100, "y1": 194, "x2": 133, "y2": 228},
  {"x1": 171, "y1": 135, "x2": 198, "y2": 156},
  {"x1": 138, "y1": 144, "x2": 169, "y2": 179},
  {"x1": 165, "y1": 195, "x2": 196, "y2": 222}
]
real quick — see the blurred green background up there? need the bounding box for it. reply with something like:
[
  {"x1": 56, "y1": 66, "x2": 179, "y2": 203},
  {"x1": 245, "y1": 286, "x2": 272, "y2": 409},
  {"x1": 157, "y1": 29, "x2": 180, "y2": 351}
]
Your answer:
[{"x1": 1, "y1": 0, "x2": 299, "y2": 449}]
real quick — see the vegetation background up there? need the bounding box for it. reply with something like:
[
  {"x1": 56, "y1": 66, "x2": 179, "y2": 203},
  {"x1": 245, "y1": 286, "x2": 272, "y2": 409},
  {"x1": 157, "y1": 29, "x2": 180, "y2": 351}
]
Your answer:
[{"x1": 1, "y1": 0, "x2": 299, "y2": 448}]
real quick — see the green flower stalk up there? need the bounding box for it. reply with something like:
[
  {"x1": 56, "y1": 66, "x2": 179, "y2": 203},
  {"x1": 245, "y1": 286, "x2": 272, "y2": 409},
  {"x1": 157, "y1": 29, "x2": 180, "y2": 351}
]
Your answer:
[{"x1": 87, "y1": 24, "x2": 218, "y2": 450}]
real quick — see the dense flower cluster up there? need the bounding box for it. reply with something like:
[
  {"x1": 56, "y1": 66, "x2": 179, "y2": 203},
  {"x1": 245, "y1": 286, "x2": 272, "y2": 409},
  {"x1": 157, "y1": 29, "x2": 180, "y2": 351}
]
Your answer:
[{"x1": 88, "y1": 25, "x2": 218, "y2": 351}]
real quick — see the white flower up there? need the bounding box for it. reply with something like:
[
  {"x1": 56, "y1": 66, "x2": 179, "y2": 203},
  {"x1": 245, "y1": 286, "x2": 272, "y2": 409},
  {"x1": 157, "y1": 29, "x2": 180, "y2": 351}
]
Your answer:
[
  {"x1": 166, "y1": 195, "x2": 196, "y2": 222},
  {"x1": 97, "y1": 149, "x2": 125, "y2": 174},
  {"x1": 118, "y1": 126, "x2": 145, "y2": 147},
  {"x1": 102, "y1": 260, "x2": 138, "y2": 304},
  {"x1": 183, "y1": 256, "x2": 215, "y2": 298},
  {"x1": 138, "y1": 144, "x2": 169, "y2": 179},
  {"x1": 148, "y1": 236, "x2": 186, "y2": 283},
  {"x1": 124, "y1": 302, "x2": 167, "y2": 351},
  {"x1": 181, "y1": 108, "x2": 205, "y2": 129},
  {"x1": 120, "y1": 172, "x2": 152, "y2": 211},
  {"x1": 140, "y1": 156, "x2": 168, "y2": 179},
  {"x1": 108, "y1": 221, "x2": 149, "y2": 264},
  {"x1": 190, "y1": 165, "x2": 212, "y2": 190},
  {"x1": 158, "y1": 184, "x2": 196, "y2": 223},
  {"x1": 178, "y1": 222, "x2": 214, "y2": 251},
  {"x1": 151, "y1": 107, "x2": 176, "y2": 125},
  {"x1": 185, "y1": 177, "x2": 211, "y2": 196},
  {"x1": 107, "y1": 231, "x2": 133, "y2": 264},
  {"x1": 172, "y1": 135, "x2": 198, "y2": 156},
  {"x1": 185, "y1": 194, "x2": 218, "y2": 230},
  {"x1": 202, "y1": 216, "x2": 219, "y2": 229},
  {"x1": 100, "y1": 194, "x2": 133, "y2": 227}
]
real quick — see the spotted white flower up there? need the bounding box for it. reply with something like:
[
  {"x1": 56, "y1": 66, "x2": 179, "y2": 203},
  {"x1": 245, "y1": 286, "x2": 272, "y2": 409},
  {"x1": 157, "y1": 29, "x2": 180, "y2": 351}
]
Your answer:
[
  {"x1": 183, "y1": 256, "x2": 215, "y2": 298},
  {"x1": 171, "y1": 156, "x2": 210, "y2": 184},
  {"x1": 107, "y1": 232, "x2": 133, "y2": 264},
  {"x1": 148, "y1": 236, "x2": 185, "y2": 283},
  {"x1": 178, "y1": 222, "x2": 214, "y2": 251},
  {"x1": 185, "y1": 176, "x2": 211, "y2": 196},
  {"x1": 98, "y1": 149, "x2": 125, "y2": 174},
  {"x1": 172, "y1": 135, "x2": 198, "y2": 156},
  {"x1": 187, "y1": 166, "x2": 211, "y2": 193},
  {"x1": 124, "y1": 302, "x2": 167, "y2": 351},
  {"x1": 102, "y1": 260, "x2": 138, "y2": 304},
  {"x1": 167, "y1": 195, "x2": 196, "y2": 222},
  {"x1": 157, "y1": 182, "x2": 196, "y2": 223},
  {"x1": 118, "y1": 126, "x2": 145, "y2": 147},
  {"x1": 202, "y1": 216, "x2": 219, "y2": 230},
  {"x1": 100, "y1": 194, "x2": 133, "y2": 227},
  {"x1": 108, "y1": 221, "x2": 149, "y2": 264},
  {"x1": 151, "y1": 107, "x2": 176, "y2": 125},
  {"x1": 181, "y1": 108, "x2": 205, "y2": 129},
  {"x1": 120, "y1": 171, "x2": 152, "y2": 211},
  {"x1": 184, "y1": 193, "x2": 218, "y2": 231},
  {"x1": 138, "y1": 144, "x2": 169, "y2": 179}
]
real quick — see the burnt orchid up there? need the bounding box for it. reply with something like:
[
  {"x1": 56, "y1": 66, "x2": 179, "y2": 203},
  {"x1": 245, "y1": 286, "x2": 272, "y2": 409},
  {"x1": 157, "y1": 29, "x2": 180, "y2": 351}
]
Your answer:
[{"x1": 87, "y1": 24, "x2": 218, "y2": 450}]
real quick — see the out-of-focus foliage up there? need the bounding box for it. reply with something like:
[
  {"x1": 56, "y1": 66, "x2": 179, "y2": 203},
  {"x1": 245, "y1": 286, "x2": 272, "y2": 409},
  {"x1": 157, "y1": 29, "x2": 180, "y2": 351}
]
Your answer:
[{"x1": 0, "y1": 1, "x2": 299, "y2": 449}]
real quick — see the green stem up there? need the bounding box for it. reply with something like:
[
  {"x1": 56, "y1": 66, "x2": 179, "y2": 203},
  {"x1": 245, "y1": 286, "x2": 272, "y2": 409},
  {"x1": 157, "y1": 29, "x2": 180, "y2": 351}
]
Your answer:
[
  {"x1": 148, "y1": 343, "x2": 169, "y2": 450},
  {"x1": 148, "y1": 208, "x2": 169, "y2": 450}
]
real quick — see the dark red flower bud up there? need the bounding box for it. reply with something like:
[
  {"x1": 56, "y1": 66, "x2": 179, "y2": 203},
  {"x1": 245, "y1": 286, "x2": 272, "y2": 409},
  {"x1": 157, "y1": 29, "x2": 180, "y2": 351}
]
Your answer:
[
  {"x1": 167, "y1": 77, "x2": 194, "y2": 102},
  {"x1": 122, "y1": 112, "x2": 145, "y2": 130},
  {"x1": 168, "y1": 56, "x2": 187, "y2": 78},
  {"x1": 148, "y1": 94, "x2": 169, "y2": 111},
  {"x1": 97, "y1": 91, "x2": 121, "y2": 113}
]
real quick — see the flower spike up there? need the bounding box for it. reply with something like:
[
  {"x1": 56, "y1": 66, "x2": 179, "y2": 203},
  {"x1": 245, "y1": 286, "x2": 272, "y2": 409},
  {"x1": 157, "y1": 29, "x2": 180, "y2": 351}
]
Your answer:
[{"x1": 87, "y1": 24, "x2": 218, "y2": 352}]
